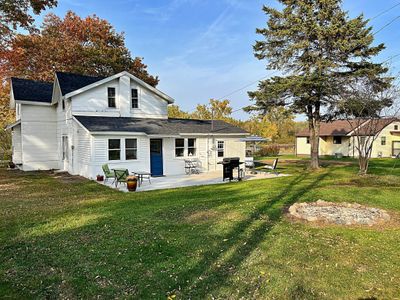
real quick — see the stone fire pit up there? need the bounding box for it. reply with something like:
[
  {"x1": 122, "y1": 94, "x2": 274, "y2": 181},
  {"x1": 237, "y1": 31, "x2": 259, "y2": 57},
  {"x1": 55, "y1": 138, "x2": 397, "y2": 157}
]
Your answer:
[{"x1": 288, "y1": 200, "x2": 391, "y2": 226}]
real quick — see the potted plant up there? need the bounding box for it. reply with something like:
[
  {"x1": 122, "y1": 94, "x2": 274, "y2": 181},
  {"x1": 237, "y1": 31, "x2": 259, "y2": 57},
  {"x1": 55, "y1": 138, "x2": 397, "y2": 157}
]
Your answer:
[
  {"x1": 126, "y1": 175, "x2": 138, "y2": 192},
  {"x1": 96, "y1": 174, "x2": 104, "y2": 181}
]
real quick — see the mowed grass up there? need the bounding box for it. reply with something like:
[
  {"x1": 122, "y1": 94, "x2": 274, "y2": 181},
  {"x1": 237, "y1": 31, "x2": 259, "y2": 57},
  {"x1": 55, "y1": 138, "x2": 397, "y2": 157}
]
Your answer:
[{"x1": 1, "y1": 160, "x2": 400, "y2": 299}]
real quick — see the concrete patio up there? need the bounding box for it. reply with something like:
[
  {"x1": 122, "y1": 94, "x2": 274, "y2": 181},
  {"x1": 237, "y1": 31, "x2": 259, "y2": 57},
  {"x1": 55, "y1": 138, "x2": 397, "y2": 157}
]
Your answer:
[{"x1": 100, "y1": 170, "x2": 289, "y2": 192}]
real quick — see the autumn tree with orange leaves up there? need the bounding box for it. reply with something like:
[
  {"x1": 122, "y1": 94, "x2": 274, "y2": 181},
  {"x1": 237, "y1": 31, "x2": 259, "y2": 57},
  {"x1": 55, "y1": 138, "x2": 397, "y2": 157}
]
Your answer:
[{"x1": 0, "y1": 11, "x2": 159, "y2": 85}]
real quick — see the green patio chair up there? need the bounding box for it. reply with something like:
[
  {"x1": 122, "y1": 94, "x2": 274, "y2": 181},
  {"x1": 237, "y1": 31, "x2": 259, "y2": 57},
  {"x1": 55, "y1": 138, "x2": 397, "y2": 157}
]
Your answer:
[
  {"x1": 102, "y1": 164, "x2": 115, "y2": 184},
  {"x1": 114, "y1": 169, "x2": 129, "y2": 187}
]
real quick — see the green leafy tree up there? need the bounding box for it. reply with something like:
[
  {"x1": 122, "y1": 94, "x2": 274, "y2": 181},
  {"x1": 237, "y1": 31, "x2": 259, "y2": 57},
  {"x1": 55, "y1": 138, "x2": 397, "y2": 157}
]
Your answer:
[{"x1": 249, "y1": 0, "x2": 390, "y2": 169}]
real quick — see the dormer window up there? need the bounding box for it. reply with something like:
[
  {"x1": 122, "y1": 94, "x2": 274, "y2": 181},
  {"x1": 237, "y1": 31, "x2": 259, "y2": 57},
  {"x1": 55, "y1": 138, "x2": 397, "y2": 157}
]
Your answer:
[
  {"x1": 131, "y1": 88, "x2": 139, "y2": 109},
  {"x1": 108, "y1": 87, "x2": 116, "y2": 108}
]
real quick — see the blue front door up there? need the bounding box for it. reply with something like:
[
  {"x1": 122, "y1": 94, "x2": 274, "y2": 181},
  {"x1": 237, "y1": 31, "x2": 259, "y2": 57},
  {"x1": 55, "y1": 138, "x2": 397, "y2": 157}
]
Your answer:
[{"x1": 150, "y1": 139, "x2": 163, "y2": 176}]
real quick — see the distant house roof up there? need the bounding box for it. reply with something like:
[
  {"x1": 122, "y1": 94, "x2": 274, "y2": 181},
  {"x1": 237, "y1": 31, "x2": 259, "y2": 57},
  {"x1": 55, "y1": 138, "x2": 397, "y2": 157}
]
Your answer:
[
  {"x1": 11, "y1": 78, "x2": 53, "y2": 103},
  {"x1": 75, "y1": 116, "x2": 248, "y2": 135},
  {"x1": 353, "y1": 118, "x2": 398, "y2": 136},
  {"x1": 296, "y1": 118, "x2": 398, "y2": 137},
  {"x1": 56, "y1": 72, "x2": 105, "y2": 95}
]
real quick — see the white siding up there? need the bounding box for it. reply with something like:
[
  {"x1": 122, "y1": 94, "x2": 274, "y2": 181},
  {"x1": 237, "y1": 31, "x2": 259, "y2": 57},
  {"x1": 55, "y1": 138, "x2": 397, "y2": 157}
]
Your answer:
[
  {"x1": 12, "y1": 124, "x2": 22, "y2": 164},
  {"x1": 20, "y1": 105, "x2": 58, "y2": 170},
  {"x1": 70, "y1": 77, "x2": 168, "y2": 119},
  {"x1": 71, "y1": 79, "x2": 120, "y2": 117},
  {"x1": 90, "y1": 135, "x2": 150, "y2": 179},
  {"x1": 87, "y1": 135, "x2": 246, "y2": 179},
  {"x1": 72, "y1": 120, "x2": 92, "y2": 177},
  {"x1": 130, "y1": 81, "x2": 168, "y2": 119}
]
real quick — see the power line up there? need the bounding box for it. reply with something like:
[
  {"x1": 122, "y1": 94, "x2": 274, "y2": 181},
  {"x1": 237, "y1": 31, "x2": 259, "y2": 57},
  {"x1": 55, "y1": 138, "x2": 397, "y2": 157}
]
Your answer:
[
  {"x1": 370, "y1": 1, "x2": 400, "y2": 20},
  {"x1": 188, "y1": 3, "x2": 400, "y2": 115},
  {"x1": 373, "y1": 15, "x2": 400, "y2": 35}
]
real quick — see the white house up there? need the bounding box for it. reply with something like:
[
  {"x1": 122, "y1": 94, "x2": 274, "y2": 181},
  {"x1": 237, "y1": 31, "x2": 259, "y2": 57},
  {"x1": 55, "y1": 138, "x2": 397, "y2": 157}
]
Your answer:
[{"x1": 8, "y1": 71, "x2": 248, "y2": 179}]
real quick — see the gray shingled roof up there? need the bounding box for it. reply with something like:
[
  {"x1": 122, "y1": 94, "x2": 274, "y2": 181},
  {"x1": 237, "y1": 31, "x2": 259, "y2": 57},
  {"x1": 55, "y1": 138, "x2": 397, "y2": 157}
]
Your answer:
[
  {"x1": 11, "y1": 78, "x2": 53, "y2": 103},
  {"x1": 56, "y1": 72, "x2": 105, "y2": 95},
  {"x1": 75, "y1": 116, "x2": 248, "y2": 135}
]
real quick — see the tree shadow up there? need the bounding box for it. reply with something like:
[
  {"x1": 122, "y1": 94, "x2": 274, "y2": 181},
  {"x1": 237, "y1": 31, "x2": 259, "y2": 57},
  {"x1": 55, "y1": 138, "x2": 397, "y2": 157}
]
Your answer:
[{"x1": 174, "y1": 171, "x2": 331, "y2": 298}]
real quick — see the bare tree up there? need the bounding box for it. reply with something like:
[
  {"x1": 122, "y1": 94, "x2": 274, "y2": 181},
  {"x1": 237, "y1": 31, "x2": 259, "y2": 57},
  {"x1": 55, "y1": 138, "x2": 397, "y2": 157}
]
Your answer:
[{"x1": 336, "y1": 78, "x2": 399, "y2": 175}]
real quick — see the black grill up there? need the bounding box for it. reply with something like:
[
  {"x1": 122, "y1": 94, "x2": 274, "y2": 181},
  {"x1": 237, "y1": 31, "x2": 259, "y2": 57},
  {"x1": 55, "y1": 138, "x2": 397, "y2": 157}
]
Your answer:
[{"x1": 221, "y1": 157, "x2": 242, "y2": 181}]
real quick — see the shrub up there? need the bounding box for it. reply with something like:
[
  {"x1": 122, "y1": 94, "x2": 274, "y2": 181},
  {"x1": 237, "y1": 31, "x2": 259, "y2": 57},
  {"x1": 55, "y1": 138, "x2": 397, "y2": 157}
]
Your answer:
[{"x1": 258, "y1": 144, "x2": 280, "y2": 157}]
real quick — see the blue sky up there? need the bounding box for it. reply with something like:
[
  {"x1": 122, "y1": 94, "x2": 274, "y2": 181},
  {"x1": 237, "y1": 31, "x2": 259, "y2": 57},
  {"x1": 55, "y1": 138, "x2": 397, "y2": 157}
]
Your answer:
[{"x1": 35, "y1": 0, "x2": 400, "y2": 120}]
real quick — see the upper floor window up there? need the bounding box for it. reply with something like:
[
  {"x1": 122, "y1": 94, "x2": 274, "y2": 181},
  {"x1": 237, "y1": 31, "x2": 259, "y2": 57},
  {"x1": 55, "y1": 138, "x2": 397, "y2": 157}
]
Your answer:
[
  {"x1": 217, "y1": 141, "x2": 224, "y2": 157},
  {"x1": 125, "y1": 138, "x2": 137, "y2": 160},
  {"x1": 108, "y1": 139, "x2": 120, "y2": 160},
  {"x1": 395, "y1": 125, "x2": 399, "y2": 131},
  {"x1": 333, "y1": 136, "x2": 342, "y2": 144},
  {"x1": 62, "y1": 99, "x2": 65, "y2": 110},
  {"x1": 108, "y1": 87, "x2": 116, "y2": 108},
  {"x1": 188, "y1": 138, "x2": 196, "y2": 156},
  {"x1": 175, "y1": 138, "x2": 184, "y2": 157},
  {"x1": 306, "y1": 137, "x2": 310, "y2": 144},
  {"x1": 381, "y1": 136, "x2": 386, "y2": 146},
  {"x1": 131, "y1": 88, "x2": 139, "y2": 109}
]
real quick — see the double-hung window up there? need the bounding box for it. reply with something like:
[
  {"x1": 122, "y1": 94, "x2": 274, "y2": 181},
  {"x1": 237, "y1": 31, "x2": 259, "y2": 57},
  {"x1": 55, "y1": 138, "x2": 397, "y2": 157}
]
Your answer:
[
  {"x1": 108, "y1": 87, "x2": 116, "y2": 108},
  {"x1": 131, "y1": 88, "x2": 139, "y2": 109},
  {"x1": 108, "y1": 139, "x2": 120, "y2": 160},
  {"x1": 125, "y1": 139, "x2": 137, "y2": 160},
  {"x1": 395, "y1": 125, "x2": 399, "y2": 131},
  {"x1": 217, "y1": 141, "x2": 224, "y2": 157},
  {"x1": 381, "y1": 136, "x2": 386, "y2": 146},
  {"x1": 175, "y1": 138, "x2": 185, "y2": 157},
  {"x1": 188, "y1": 138, "x2": 196, "y2": 156}
]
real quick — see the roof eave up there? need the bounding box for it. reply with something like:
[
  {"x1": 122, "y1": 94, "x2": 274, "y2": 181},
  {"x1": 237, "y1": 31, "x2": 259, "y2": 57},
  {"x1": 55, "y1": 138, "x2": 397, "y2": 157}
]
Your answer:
[
  {"x1": 62, "y1": 71, "x2": 175, "y2": 103},
  {"x1": 15, "y1": 100, "x2": 52, "y2": 106}
]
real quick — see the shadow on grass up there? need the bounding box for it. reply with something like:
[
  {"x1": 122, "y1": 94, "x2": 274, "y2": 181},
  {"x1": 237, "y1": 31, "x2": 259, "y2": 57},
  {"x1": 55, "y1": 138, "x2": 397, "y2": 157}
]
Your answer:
[
  {"x1": 175, "y1": 171, "x2": 331, "y2": 298},
  {"x1": 0, "y1": 168, "x2": 332, "y2": 298}
]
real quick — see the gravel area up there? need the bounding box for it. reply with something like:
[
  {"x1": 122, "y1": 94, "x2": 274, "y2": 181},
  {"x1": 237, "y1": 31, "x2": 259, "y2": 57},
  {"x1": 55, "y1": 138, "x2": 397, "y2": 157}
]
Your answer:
[{"x1": 289, "y1": 200, "x2": 391, "y2": 226}]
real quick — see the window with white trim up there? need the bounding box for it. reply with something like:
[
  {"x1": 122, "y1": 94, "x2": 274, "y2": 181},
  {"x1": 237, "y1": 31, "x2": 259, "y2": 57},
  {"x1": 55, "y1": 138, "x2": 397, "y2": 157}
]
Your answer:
[
  {"x1": 175, "y1": 138, "x2": 184, "y2": 157},
  {"x1": 217, "y1": 141, "x2": 224, "y2": 157},
  {"x1": 108, "y1": 87, "x2": 116, "y2": 108},
  {"x1": 131, "y1": 88, "x2": 139, "y2": 109},
  {"x1": 108, "y1": 139, "x2": 120, "y2": 160},
  {"x1": 125, "y1": 138, "x2": 137, "y2": 160},
  {"x1": 188, "y1": 138, "x2": 196, "y2": 156}
]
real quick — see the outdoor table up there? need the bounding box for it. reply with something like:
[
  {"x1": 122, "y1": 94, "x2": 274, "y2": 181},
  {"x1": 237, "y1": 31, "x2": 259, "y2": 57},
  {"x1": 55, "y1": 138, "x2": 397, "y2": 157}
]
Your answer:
[{"x1": 132, "y1": 171, "x2": 152, "y2": 187}]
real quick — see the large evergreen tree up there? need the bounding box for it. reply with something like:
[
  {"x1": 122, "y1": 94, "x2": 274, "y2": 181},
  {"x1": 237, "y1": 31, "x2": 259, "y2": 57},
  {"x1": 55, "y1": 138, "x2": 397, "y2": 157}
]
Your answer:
[{"x1": 249, "y1": 0, "x2": 390, "y2": 169}]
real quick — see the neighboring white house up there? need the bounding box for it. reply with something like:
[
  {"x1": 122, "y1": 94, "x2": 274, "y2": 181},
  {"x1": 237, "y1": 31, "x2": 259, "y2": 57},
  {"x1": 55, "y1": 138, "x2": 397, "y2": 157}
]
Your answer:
[
  {"x1": 8, "y1": 71, "x2": 248, "y2": 179},
  {"x1": 296, "y1": 119, "x2": 400, "y2": 158}
]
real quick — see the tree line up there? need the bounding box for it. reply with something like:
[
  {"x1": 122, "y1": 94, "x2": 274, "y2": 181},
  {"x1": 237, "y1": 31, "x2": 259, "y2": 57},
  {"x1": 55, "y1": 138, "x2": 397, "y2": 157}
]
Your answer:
[{"x1": 168, "y1": 99, "x2": 306, "y2": 144}]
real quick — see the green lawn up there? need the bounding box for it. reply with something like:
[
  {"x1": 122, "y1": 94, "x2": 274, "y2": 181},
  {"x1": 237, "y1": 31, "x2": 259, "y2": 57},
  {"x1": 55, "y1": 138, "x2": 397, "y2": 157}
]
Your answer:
[{"x1": 1, "y1": 160, "x2": 400, "y2": 299}]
